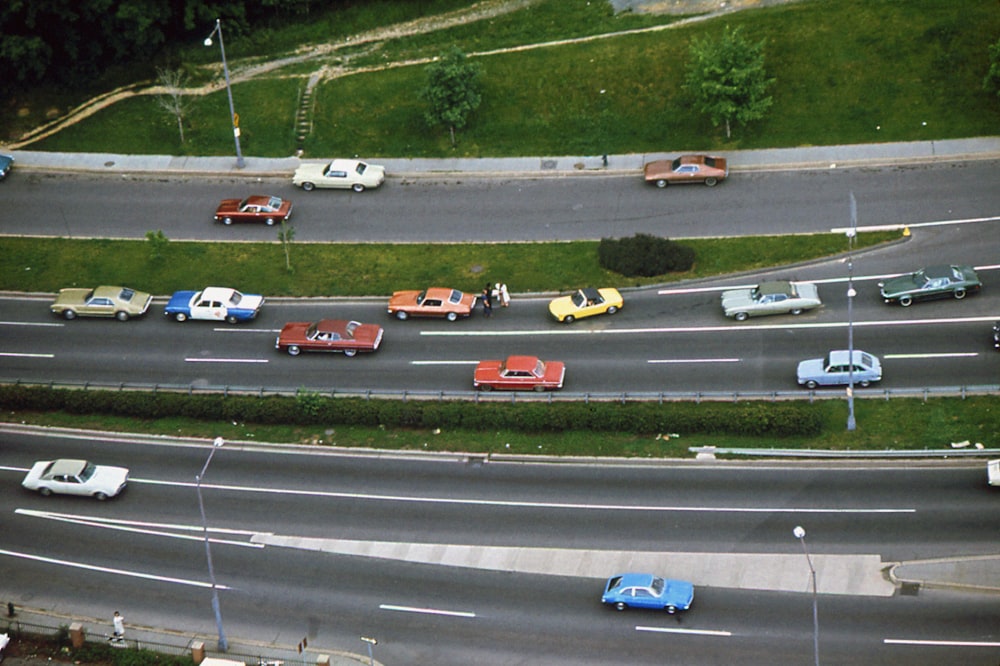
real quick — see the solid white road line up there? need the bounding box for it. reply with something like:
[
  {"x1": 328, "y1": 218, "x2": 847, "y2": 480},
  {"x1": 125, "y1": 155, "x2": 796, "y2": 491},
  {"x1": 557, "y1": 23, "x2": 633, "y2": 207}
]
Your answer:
[
  {"x1": 0, "y1": 352, "x2": 54, "y2": 358},
  {"x1": 379, "y1": 604, "x2": 476, "y2": 618},
  {"x1": 648, "y1": 358, "x2": 740, "y2": 364},
  {"x1": 184, "y1": 357, "x2": 269, "y2": 363},
  {"x1": 0, "y1": 321, "x2": 63, "y2": 327},
  {"x1": 410, "y1": 360, "x2": 479, "y2": 365},
  {"x1": 830, "y1": 215, "x2": 1000, "y2": 234},
  {"x1": 884, "y1": 352, "x2": 979, "y2": 359},
  {"x1": 0, "y1": 547, "x2": 231, "y2": 589},
  {"x1": 884, "y1": 638, "x2": 1000, "y2": 647},
  {"x1": 636, "y1": 625, "x2": 732, "y2": 637}
]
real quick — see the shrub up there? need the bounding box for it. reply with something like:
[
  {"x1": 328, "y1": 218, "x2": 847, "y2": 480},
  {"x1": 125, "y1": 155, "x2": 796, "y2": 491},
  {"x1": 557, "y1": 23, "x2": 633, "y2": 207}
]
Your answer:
[{"x1": 598, "y1": 233, "x2": 696, "y2": 277}]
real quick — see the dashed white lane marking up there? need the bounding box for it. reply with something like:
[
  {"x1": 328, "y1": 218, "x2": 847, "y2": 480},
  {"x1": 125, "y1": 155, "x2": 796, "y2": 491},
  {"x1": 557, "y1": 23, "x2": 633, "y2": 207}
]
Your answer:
[
  {"x1": 636, "y1": 626, "x2": 732, "y2": 637},
  {"x1": 884, "y1": 638, "x2": 1000, "y2": 648},
  {"x1": 380, "y1": 604, "x2": 476, "y2": 618}
]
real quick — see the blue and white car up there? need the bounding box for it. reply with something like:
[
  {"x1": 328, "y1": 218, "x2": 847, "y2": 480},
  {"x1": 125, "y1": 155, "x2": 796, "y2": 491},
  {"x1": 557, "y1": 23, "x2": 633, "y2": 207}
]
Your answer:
[
  {"x1": 601, "y1": 573, "x2": 694, "y2": 613},
  {"x1": 797, "y1": 349, "x2": 882, "y2": 389},
  {"x1": 0, "y1": 154, "x2": 14, "y2": 181},
  {"x1": 165, "y1": 286, "x2": 264, "y2": 324}
]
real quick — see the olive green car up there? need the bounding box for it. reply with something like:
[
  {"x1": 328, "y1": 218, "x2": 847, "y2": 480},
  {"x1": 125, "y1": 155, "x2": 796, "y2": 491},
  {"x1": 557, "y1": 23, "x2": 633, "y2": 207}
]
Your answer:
[{"x1": 51, "y1": 285, "x2": 152, "y2": 321}]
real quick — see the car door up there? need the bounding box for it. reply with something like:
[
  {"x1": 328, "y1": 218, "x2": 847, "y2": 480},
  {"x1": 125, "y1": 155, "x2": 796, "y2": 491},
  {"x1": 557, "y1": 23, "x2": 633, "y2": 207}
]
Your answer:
[
  {"x1": 191, "y1": 298, "x2": 225, "y2": 321},
  {"x1": 630, "y1": 588, "x2": 658, "y2": 609},
  {"x1": 83, "y1": 296, "x2": 113, "y2": 316}
]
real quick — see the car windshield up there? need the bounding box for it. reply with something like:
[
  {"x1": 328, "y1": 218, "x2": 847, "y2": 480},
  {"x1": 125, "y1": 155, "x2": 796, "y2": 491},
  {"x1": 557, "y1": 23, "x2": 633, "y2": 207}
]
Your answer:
[
  {"x1": 650, "y1": 577, "x2": 665, "y2": 595},
  {"x1": 671, "y1": 157, "x2": 682, "y2": 170},
  {"x1": 119, "y1": 288, "x2": 135, "y2": 302},
  {"x1": 533, "y1": 359, "x2": 545, "y2": 376},
  {"x1": 448, "y1": 290, "x2": 463, "y2": 304},
  {"x1": 415, "y1": 290, "x2": 427, "y2": 304},
  {"x1": 912, "y1": 270, "x2": 929, "y2": 286},
  {"x1": 268, "y1": 196, "x2": 283, "y2": 208},
  {"x1": 229, "y1": 291, "x2": 243, "y2": 305},
  {"x1": 79, "y1": 462, "x2": 97, "y2": 482}
]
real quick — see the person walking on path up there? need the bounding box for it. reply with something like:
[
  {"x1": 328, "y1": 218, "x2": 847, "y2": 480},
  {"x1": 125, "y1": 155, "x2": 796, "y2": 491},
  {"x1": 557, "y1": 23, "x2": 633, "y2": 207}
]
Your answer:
[
  {"x1": 499, "y1": 282, "x2": 510, "y2": 307},
  {"x1": 481, "y1": 286, "x2": 493, "y2": 318},
  {"x1": 110, "y1": 611, "x2": 125, "y2": 642}
]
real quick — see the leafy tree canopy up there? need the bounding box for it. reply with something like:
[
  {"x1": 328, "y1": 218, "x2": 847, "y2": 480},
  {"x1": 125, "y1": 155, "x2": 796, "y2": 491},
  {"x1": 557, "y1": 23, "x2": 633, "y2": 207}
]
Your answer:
[{"x1": 420, "y1": 46, "x2": 482, "y2": 147}]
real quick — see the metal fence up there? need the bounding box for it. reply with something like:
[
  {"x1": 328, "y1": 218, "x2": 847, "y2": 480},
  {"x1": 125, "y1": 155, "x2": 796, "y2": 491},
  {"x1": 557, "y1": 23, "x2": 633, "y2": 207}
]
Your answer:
[{"x1": 4, "y1": 378, "x2": 1000, "y2": 403}]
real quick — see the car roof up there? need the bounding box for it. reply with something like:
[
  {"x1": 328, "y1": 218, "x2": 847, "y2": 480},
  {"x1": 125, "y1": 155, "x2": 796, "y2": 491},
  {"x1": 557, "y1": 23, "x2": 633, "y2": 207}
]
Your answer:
[
  {"x1": 756, "y1": 281, "x2": 794, "y2": 296},
  {"x1": 827, "y1": 350, "x2": 875, "y2": 364},
  {"x1": 580, "y1": 287, "x2": 601, "y2": 299},
  {"x1": 503, "y1": 356, "x2": 540, "y2": 372},
  {"x1": 49, "y1": 459, "x2": 88, "y2": 476},
  {"x1": 315, "y1": 319, "x2": 349, "y2": 332},
  {"x1": 328, "y1": 159, "x2": 361, "y2": 169},
  {"x1": 614, "y1": 573, "x2": 656, "y2": 587}
]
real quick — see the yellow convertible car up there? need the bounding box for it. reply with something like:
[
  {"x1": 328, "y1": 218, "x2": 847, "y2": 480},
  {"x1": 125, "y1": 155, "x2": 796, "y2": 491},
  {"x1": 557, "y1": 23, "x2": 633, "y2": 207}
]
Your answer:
[{"x1": 548, "y1": 287, "x2": 623, "y2": 323}]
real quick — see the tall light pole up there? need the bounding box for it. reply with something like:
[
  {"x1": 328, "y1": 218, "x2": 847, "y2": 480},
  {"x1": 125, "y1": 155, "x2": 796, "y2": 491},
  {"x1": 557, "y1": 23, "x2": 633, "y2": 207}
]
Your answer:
[
  {"x1": 846, "y1": 192, "x2": 858, "y2": 431},
  {"x1": 204, "y1": 19, "x2": 245, "y2": 169},
  {"x1": 197, "y1": 437, "x2": 228, "y2": 652},
  {"x1": 793, "y1": 526, "x2": 820, "y2": 666},
  {"x1": 360, "y1": 636, "x2": 377, "y2": 666}
]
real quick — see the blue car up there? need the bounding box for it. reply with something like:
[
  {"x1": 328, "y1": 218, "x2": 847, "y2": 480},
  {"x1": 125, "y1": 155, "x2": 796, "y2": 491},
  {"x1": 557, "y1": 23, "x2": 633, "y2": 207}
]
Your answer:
[
  {"x1": 601, "y1": 573, "x2": 694, "y2": 613},
  {"x1": 0, "y1": 154, "x2": 14, "y2": 181},
  {"x1": 164, "y1": 286, "x2": 264, "y2": 324},
  {"x1": 796, "y1": 349, "x2": 882, "y2": 389}
]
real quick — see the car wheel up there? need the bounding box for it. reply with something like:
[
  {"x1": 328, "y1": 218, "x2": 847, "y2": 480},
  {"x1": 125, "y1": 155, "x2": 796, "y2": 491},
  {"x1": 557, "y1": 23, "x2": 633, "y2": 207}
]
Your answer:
[
  {"x1": 175, "y1": 312, "x2": 188, "y2": 322},
  {"x1": 395, "y1": 311, "x2": 409, "y2": 321},
  {"x1": 63, "y1": 310, "x2": 77, "y2": 320},
  {"x1": 954, "y1": 288, "x2": 966, "y2": 300},
  {"x1": 352, "y1": 183, "x2": 365, "y2": 193},
  {"x1": 265, "y1": 218, "x2": 276, "y2": 226},
  {"x1": 39, "y1": 487, "x2": 52, "y2": 497},
  {"x1": 344, "y1": 348, "x2": 357, "y2": 357},
  {"x1": 615, "y1": 602, "x2": 627, "y2": 611},
  {"x1": 705, "y1": 177, "x2": 718, "y2": 187},
  {"x1": 859, "y1": 380, "x2": 871, "y2": 388},
  {"x1": 226, "y1": 314, "x2": 239, "y2": 325},
  {"x1": 478, "y1": 384, "x2": 493, "y2": 392},
  {"x1": 287, "y1": 346, "x2": 301, "y2": 356},
  {"x1": 115, "y1": 311, "x2": 130, "y2": 322},
  {"x1": 899, "y1": 295, "x2": 913, "y2": 307},
  {"x1": 94, "y1": 492, "x2": 109, "y2": 501},
  {"x1": 666, "y1": 605, "x2": 677, "y2": 614},
  {"x1": 655, "y1": 179, "x2": 668, "y2": 188},
  {"x1": 533, "y1": 385, "x2": 546, "y2": 392},
  {"x1": 734, "y1": 312, "x2": 749, "y2": 322},
  {"x1": 790, "y1": 308, "x2": 804, "y2": 315},
  {"x1": 301, "y1": 182, "x2": 315, "y2": 191},
  {"x1": 606, "y1": 306, "x2": 619, "y2": 315},
  {"x1": 446, "y1": 312, "x2": 458, "y2": 322},
  {"x1": 806, "y1": 380, "x2": 818, "y2": 389},
  {"x1": 563, "y1": 315, "x2": 575, "y2": 324},
  {"x1": 222, "y1": 217, "x2": 233, "y2": 225}
]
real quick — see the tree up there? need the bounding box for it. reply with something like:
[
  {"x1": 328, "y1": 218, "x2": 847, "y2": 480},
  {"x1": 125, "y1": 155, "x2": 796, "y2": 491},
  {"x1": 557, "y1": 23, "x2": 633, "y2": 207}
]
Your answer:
[
  {"x1": 420, "y1": 46, "x2": 482, "y2": 147},
  {"x1": 154, "y1": 67, "x2": 195, "y2": 144},
  {"x1": 278, "y1": 220, "x2": 295, "y2": 272},
  {"x1": 984, "y1": 37, "x2": 1000, "y2": 100},
  {"x1": 684, "y1": 25, "x2": 774, "y2": 139}
]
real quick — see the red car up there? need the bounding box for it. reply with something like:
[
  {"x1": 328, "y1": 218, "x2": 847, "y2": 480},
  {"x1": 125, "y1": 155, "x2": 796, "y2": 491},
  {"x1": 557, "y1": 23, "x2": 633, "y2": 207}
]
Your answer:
[
  {"x1": 474, "y1": 355, "x2": 566, "y2": 392},
  {"x1": 643, "y1": 155, "x2": 728, "y2": 188},
  {"x1": 215, "y1": 195, "x2": 293, "y2": 226},
  {"x1": 275, "y1": 319, "x2": 384, "y2": 357},
  {"x1": 387, "y1": 287, "x2": 477, "y2": 321}
]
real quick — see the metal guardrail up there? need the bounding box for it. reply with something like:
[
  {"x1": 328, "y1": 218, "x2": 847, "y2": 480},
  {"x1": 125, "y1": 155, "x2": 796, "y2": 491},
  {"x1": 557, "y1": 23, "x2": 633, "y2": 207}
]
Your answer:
[
  {"x1": 3, "y1": 378, "x2": 1000, "y2": 403},
  {"x1": 690, "y1": 446, "x2": 1000, "y2": 458}
]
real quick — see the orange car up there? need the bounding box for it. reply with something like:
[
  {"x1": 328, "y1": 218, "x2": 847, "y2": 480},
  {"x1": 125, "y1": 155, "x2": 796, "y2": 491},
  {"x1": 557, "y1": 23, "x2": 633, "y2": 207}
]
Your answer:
[
  {"x1": 387, "y1": 287, "x2": 477, "y2": 321},
  {"x1": 643, "y1": 155, "x2": 728, "y2": 188},
  {"x1": 474, "y1": 355, "x2": 565, "y2": 392}
]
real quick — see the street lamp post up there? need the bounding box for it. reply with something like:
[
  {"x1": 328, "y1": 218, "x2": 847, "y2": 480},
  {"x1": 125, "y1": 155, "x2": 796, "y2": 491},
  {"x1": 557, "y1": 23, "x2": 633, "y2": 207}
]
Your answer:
[
  {"x1": 204, "y1": 19, "x2": 245, "y2": 169},
  {"x1": 196, "y1": 437, "x2": 228, "y2": 652},
  {"x1": 846, "y1": 193, "x2": 858, "y2": 431},
  {"x1": 793, "y1": 526, "x2": 820, "y2": 666}
]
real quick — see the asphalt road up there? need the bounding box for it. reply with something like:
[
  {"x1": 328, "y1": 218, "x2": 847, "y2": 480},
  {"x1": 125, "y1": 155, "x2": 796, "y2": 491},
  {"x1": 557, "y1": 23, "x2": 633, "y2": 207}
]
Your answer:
[
  {"x1": 1, "y1": 160, "x2": 998, "y2": 242},
  {"x1": 2, "y1": 431, "x2": 999, "y2": 665}
]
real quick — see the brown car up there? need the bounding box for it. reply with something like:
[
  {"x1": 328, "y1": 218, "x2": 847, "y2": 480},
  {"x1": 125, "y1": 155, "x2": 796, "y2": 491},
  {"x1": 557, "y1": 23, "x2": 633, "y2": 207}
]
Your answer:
[
  {"x1": 387, "y1": 287, "x2": 477, "y2": 321},
  {"x1": 275, "y1": 319, "x2": 383, "y2": 356},
  {"x1": 474, "y1": 355, "x2": 566, "y2": 392},
  {"x1": 214, "y1": 195, "x2": 293, "y2": 226},
  {"x1": 644, "y1": 155, "x2": 728, "y2": 188}
]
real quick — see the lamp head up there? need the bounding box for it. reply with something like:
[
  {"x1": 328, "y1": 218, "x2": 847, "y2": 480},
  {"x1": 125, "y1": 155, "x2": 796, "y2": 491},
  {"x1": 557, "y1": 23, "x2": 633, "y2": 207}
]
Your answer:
[
  {"x1": 793, "y1": 525, "x2": 806, "y2": 539},
  {"x1": 213, "y1": 437, "x2": 224, "y2": 448},
  {"x1": 204, "y1": 37, "x2": 213, "y2": 47}
]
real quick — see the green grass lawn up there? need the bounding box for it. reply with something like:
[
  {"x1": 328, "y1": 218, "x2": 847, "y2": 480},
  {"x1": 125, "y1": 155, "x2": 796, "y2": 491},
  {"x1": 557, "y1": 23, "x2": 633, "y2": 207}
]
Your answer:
[{"x1": 23, "y1": 0, "x2": 1000, "y2": 157}]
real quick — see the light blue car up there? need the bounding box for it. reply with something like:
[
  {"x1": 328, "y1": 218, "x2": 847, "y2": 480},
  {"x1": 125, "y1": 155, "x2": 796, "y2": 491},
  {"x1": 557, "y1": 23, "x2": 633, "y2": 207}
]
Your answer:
[
  {"x1": 797, "y1": 349, "x2": 882, "y2": 389},
  {"x1": 601, "y1": 573, "x2": 694, "y2": 613}
]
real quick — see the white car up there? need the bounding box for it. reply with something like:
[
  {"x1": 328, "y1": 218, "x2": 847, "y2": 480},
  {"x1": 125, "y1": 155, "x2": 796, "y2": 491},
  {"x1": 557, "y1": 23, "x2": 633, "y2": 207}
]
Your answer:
[
  {"x1": 164, "y1": 286, "x2": 264, "y2": 323},
  {"x1": 989, "y1": 460, "x2": 1000, "y2": 486},
  {"x1": 22, "y1": 459, "x2": 129, "y2": 500},
  {"x1": 293, "y1": 159, "x2": 385, "y2": 192},
  {"x1": 721, "y1": 281, "x2": 821, "y2": 321}
]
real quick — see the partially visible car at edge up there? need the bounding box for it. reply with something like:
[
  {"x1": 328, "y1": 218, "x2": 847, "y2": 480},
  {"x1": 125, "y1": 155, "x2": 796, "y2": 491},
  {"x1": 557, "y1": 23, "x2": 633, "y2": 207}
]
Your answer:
[
  {"x1": 293, "y1": 159, "x2": 385, "y2": 192},
  {"x1": 548, "y1": 287, "x2": 623, "y2": 323},
  {"x1": 50, "y1": 285, "x2": 152, "y2": 321},
  {"x1": 722, "y1": 281, "x2": 821, "y2": 321},
  {"x1": 643, "y1": 154, "x2": 728, "y2": 188},
  {"x1": 797, "y1": 349, "x2": 882, "y2": 389},
  {"x1": 988, "y1": 460, "x2": 1000, "y2": 486},
  {"x1": 878, "y1": 264, "x2": 981, "y2": 307},
  {"x1": 22, "y1": 459, "x2": 129, "y2": 500},
  {"x1": 601, "y1": 573, "x2": 694, "y2": 613},
  {"x1": 388, "y1": 287, "x2": 477, "y2": 321},
  {"x1": 214, "y1": 195, "x2": 292, "y2": 226},
  {"x1": 276, "y1": 319, "x2": 384, "y2": 356},
  {"x1": 165, "y1": 287, "x2": 264, "y2": 323},
  {"x1": 474, "y1": 355, "x2": 565, "y2": 392},
  {"x1": 0, "y1": 154, "x2": 13, "y2": 180},
  {"x1": 992, "y1": 321, "x2": 999, "y2": 351}
]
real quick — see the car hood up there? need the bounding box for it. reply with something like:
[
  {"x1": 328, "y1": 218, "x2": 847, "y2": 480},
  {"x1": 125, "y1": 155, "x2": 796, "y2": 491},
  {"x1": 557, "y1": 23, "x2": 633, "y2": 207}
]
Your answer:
[
  {"x1": 388, "y1": 291, "x2": 421, "y2": 308},
  {"x1": 879, "y1": 273, "x2": 922, "y2": 296},
  {"x1": 547, "y1": 294, "x2": 577, "y2": 317},
  {"x1": 293, "y1": 164, "x2": 327, "y2": 178},
  {"x1": 796, "y1": 358, "x2": 825, "y2": 379},
  {"x1": 278, "y1": 321, "x2": 312, "y2": 343},
  {"x1": 720, "y1": 288, "x2": 755, "y2": 310},
  {"x1": 90, "y1": 465, "x2": 130, "y2": 489},
  {"x1": 664, "y1": 579, "x2": 695, "y2": 607},
  {"x1": 53, "y1": 288, "x2": 95, "y2": 306},
  {"x1": 233, "y1": 294, "x2": 265, "y2": 311},
  {"x1": 215, "y1": 198, "x2": 243, "y2": 213}
]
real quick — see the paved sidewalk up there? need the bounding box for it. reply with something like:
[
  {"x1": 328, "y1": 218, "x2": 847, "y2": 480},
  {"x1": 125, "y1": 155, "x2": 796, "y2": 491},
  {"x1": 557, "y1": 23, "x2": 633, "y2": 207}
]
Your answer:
[{"x1": 6, "y1": 136, "x2": 1000, "y2": 178}]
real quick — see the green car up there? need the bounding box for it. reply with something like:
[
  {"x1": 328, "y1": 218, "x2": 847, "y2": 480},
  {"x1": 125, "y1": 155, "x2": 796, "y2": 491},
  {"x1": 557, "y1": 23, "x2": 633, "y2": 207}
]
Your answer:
[
  {"x1": 878, "y1": 265, "x2": 981, "y2": 307},
  {"x1": 51, "y1": 285, "x2": 152, "y2": 321}
]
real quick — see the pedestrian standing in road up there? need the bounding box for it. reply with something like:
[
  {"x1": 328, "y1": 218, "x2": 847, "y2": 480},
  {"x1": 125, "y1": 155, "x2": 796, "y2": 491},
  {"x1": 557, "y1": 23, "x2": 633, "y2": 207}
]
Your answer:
[
  {"x1": 481, "y1": 286, "x2": 493, "y2": 318},
  {"x1": 111, "y1": 611, "x2": 125, "y2": 643},
  {"x1": 491, "y1": 283, "x2": 501, "y2": 305},
  {"x1": 499, "y1": 282, "x2": 510, "y2": 307}
]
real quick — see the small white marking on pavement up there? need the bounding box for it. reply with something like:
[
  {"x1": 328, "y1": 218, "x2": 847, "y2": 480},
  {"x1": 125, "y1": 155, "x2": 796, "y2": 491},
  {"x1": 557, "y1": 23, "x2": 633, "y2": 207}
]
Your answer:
[
  {"x1": 636, "y1": 626, "x2": 732, "y2": 637},
  {"x1": 0, "y1": 321, "x2": 63, "y2": 327},
  {"x1": 884, "y1": 638, "x2": 1000, "y2": 647},
  {"x1": 648, "y1": 358, "x2": 740, "y2": 364},
  {"x1": 380, "y1": 604, "x2": 475, "y2": 618},
  {"x1": 883, "y1": 352, "x2": 978, "y2": 359},
  {"x1": 184, "y1": 357, "x2": 269, "y2": 363}
]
